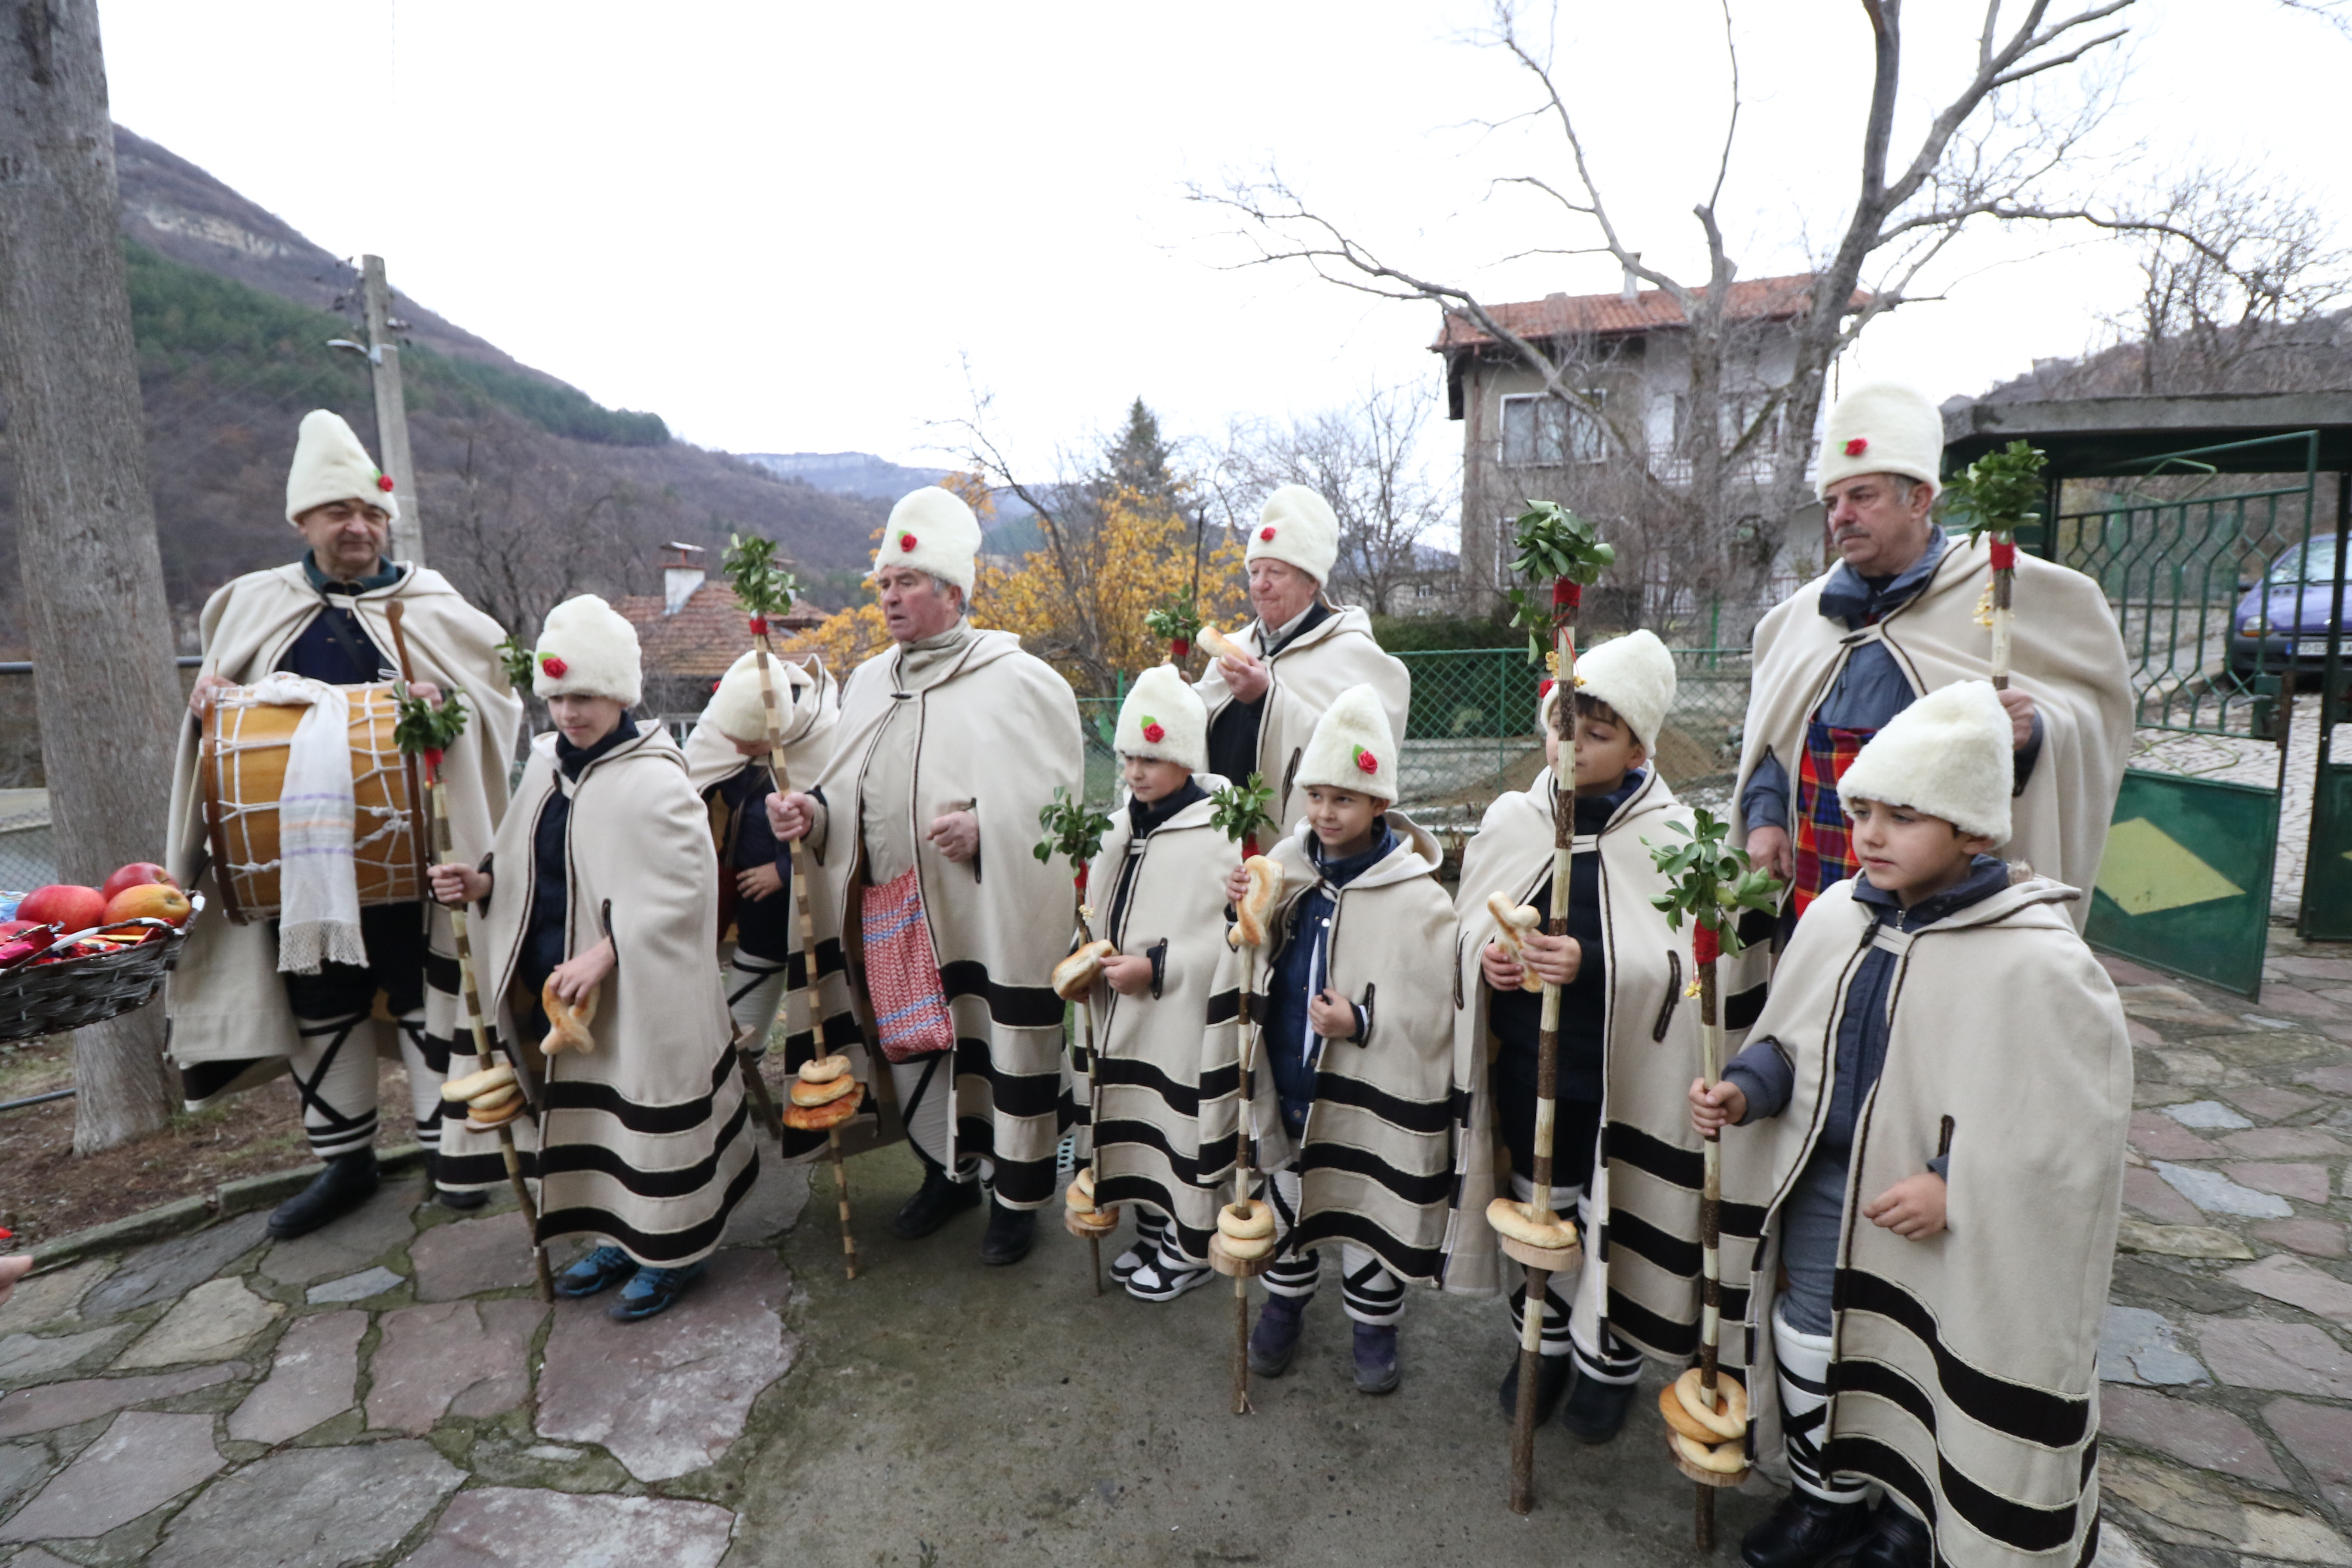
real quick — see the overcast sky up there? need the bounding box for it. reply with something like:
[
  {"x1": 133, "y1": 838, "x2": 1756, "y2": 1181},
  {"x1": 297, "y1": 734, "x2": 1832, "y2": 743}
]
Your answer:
[{"x1": 95, "y1": 0, "x2": 2352, "y2": 490}]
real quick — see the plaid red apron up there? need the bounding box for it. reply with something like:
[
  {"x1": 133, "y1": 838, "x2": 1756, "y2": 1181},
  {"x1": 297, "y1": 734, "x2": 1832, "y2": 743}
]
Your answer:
[
  {"x1": 1791, "y1": 721, "x2": 1873, "y2": 915},
  {"x1": 861, "y1": 866, "x2": 956, "y2": 1062}
]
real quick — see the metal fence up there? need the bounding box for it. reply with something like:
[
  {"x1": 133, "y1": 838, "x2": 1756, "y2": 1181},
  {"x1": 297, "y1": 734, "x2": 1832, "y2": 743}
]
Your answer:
[{"x1": 1076, "y1": 646, "x2": 1752, "y2": 824}]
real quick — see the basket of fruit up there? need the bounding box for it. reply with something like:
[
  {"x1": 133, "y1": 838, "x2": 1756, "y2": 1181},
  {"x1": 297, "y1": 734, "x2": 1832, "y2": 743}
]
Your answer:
[{"x1": 0, "y1": 865, "x2": 199, "y2": 1044}]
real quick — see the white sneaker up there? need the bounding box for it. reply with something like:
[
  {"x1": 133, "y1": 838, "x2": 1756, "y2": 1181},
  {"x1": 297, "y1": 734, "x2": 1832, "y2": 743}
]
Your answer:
[{"x1": 1124, "y1": 1252, "x2": 1213, "y2": 1303}]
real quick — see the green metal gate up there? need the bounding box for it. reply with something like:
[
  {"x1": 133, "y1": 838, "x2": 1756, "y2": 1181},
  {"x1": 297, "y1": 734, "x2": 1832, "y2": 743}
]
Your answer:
[{"x1": 2048, "y1": 433, "x2": 2326, "y2": 995}]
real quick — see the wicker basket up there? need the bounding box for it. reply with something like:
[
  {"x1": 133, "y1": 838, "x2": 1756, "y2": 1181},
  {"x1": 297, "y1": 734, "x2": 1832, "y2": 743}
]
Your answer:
[{"x1": 0, "y1": 898, "x2": 202, "y2": 1045}]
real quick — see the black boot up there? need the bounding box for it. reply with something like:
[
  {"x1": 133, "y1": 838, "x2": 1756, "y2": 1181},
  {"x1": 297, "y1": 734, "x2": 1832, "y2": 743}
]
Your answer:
[
  {"x1": 1558, "y1": 1367, "x2": 1640, "y2": 1444},
  {"x1": 1249, "y1": 1293, "x2": 1306, "y2": 1376},
  {"x1": 1848, "y1": 1503, "x2": 1931, "y2": 1568},
  {"x1": 422, "y1": 1148, "x2": 486, "y2": 1212},
  {"x1": 1497, "y1": 1353, "x2": 1575, "y2": 1424},
  {"x1": 979, "y1": 1193, "x2": 1037, "y2": 1266},
  {"x1": 267, "y1": 1148, "x2": 380, "y2": 1240},
  {"x1": 1740, "y1": 1490, "x2": 1873, "y2": 1568},
  {"x1": 893, "y1": 1164, "x2": 982, "y2": 1239}
]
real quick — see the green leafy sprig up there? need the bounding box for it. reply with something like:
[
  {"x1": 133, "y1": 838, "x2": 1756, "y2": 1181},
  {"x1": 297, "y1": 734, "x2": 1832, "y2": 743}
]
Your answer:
[
  {"x1": 723, "y1": 533, "x2": 802, "y2": 628},
  {"x1": 493, "y1": 634, "x2": 534, "y2": 692},
  {"x1": 1144, "y1": 586, "x2": 1204, "y2": 646},
  {"x1": 1034, "y1": 785, "x2": 1114, "y2": 880},
  {"x1": 1939, "y1": 439, "x2": 2047, "y2": 547},
  {"x1": 1502, "y1": 500, "x2": 1616, "y2": 661},
  {"x1": 1645, "y1": 807, "x2": 1782, "y2": 958},
  {"x1": 1207, "y1": 773, "x2": 1276, "y2": 856},
  {"x1": 392, "y1": 689, "x2": 470, "y2": 764}
]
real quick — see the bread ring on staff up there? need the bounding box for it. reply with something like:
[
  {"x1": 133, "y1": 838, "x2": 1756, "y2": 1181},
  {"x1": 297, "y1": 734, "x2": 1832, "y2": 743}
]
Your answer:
[
  {"x1": 467, "y1": 1097, "x2": 523, "y2": 1130},
  {"x1": 541, "y1": 978, "x2": 599, "y2": 1055},
  {"x1": 1197, "y1": 624, "x2": 1253, "y2": 665},
  {"x1": 789, "y1": 1074, "x2": 859, "y2": 1108},
  {"x1": 467, "y1": 1084, "x2": 519, "y2": 1114},
  {"x1": 1674, "y1": 1367, "x2": 1748, "y2": 1440},
  {"x1": 1485, "y1": 893, "x2": 1546, "y2": 993},
  {"x1": 1233, "y1": 855, "x2": 1282, "y2": 949},
  {"x1": 1218, "y1": 1231, "x2": 1275, "y2": 1261},
  {"x1": 1217, "y1": 1199, "x2": 1275, "y2": 1241},
  {"x1": 1065, "y1": 1167, "x2": 1100, "y2": 1214},
  {"x1": 442, "y1": 1064, "x2": 515, "y2": 1103},
  {"x1": 1672, "y1": 1431, "x2": 1748, "y2": 1475},
  {"x1": 1486, "y1": 1196, "x2": 1578, "y2": 1251},
  {"x1": 1659, "y1": 1384, "x2": 1725, "y2": 1444},
  {"x1": 1053, "y1": 939, "x2": 1116, "y2": 1001},
  {"x1": 784, "y1": 1082, "x2": 864, "y2": 1131},
  {"x1": 798, "y1": 1053, "x2": 853, "y2": 1085},
  {"x1": 1071, "y1": 1204, "x2": 1120, "y2": 1234}
]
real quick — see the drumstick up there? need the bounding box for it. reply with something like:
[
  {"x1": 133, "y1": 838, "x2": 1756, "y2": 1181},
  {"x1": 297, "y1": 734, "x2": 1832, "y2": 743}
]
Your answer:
[{"x1": 387, "y1": 602, "x2": 554, "y2": 1304}]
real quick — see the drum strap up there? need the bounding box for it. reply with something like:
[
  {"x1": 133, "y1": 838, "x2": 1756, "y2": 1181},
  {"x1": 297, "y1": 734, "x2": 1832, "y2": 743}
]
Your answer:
[{"x1": 314, "y1": 603, "x2": 392, "y2": 683}]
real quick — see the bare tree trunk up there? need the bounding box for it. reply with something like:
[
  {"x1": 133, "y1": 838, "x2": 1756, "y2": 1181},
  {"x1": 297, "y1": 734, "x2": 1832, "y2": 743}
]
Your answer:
[{"x1": 0, "y1": 0, "x2": 184, "y2": 1152}]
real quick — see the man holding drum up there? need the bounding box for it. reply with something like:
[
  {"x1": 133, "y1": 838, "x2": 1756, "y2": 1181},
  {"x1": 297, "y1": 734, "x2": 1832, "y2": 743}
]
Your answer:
[{"x1": 165, "y1": 410, "x2": 522, "y2": 1239}]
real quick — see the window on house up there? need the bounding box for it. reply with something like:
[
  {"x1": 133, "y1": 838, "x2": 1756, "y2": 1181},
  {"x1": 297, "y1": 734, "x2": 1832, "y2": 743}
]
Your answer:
[{"x1": 1501, "y1": 392, "x2": 1607, "y2": 466}]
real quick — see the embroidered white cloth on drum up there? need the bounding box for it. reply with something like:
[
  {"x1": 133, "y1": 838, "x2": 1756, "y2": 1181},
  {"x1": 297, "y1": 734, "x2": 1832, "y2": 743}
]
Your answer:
[{"x1": 235, "y1": 673, "x2": 367, "y2": 974}]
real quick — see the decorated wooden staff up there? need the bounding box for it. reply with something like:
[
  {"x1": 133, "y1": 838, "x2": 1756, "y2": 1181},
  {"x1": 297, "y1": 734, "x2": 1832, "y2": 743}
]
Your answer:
[
  {"x1": 1941, "y1": 439, "x2": 2048, "y2": 693},
  {"x1": 1037, "y1": 785, "x2": 1117, "y2": 1293},
  {"x1": 1649, "y1": 808, "x2": 1784, "y2": 1547},
  {"x1": 1207, "y1": 772, "x2": 1277, "y2": 1415},
  {"x1": 722, "y1": 532, "x2": 861, "y2": 1281},
  {"x1": 1491, "y1": 501, "x2": 1614, "y2": 1514},
  {"x1": 388, "y1": 603, "x2": 554, "y2": 1303},
  {"x1": 1145, "y1": 587, "x2": 1203, "y2": 678}
]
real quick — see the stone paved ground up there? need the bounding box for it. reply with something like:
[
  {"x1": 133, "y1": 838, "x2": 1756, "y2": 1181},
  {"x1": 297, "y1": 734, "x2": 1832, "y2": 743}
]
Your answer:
[{"x1": 2, "y1": 927, "x2": 2352, "y2": 1566}]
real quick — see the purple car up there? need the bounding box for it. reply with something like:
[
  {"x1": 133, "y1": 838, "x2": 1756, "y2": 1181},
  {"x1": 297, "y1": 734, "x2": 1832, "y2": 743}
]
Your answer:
[{"x1": 2230, "y1": 536, "x2": 2346, "y2": 681}]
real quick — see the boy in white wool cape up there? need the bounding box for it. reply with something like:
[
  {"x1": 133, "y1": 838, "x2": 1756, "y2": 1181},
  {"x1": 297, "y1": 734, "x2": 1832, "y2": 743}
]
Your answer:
[
  {"x1": 1448, "y1": 630, "x2": 1714, "y2": 1442},
  {"x1": 1693, "y1": 681, "x2": 2128, "y2": 1568},
  {"x1": 1065, "y1": 665, "x2": 1232, "y2": 1302},
  {"x1": 1200, "y1": 683, "x2": 1468, "y2": 1395}
]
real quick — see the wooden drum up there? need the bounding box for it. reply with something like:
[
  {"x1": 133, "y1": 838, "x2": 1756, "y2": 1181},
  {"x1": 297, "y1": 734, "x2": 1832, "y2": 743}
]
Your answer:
[{"x1": 200, "y1": 682, "x2": 427, "y2": 923}]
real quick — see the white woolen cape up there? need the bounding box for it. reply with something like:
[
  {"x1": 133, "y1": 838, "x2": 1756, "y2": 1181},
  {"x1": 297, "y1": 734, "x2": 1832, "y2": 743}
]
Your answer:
[
  {"x1": 1192, "y1": 603, "x2": 1411, "y2": 832},
  {"x1": 164, "y1": 563, "x2": 522, "y2": 1099},
  {"x1": 1718, "y1": 876, "x2": 2130, "y2": 1568}
]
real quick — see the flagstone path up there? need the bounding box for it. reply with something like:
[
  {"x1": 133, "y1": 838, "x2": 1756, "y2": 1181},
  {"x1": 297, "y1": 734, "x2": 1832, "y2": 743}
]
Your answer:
[{"x1": 0, "y1": 928, "x2": 2350, "y2": 1565}]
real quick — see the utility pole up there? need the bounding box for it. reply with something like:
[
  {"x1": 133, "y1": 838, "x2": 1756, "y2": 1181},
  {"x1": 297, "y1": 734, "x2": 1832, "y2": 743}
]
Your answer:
[
  {"x1": 360, "y1": 255, "x2": 425, "y2": 565},
  {"x1": 0, "y1": 0, "x2": 184, "y2": 1151}
]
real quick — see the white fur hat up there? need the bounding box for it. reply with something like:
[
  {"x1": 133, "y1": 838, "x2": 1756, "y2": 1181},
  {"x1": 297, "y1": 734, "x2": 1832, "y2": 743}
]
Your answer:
[
  {"x1": 708, "y1": 648, "x2": 819, "y2": 745},
  {"x1": 1294, "y1": 683, "x2": 1399, "y2": 804},
  {"x1": 286, "y1": 409, "x2": 398, "y2": 524},
  {"x1": 1114, "y1": 662, "x2": 1207, "y2": 772},
  {"x1": 1246, "y1": 484, "x2": 1339, "y2": 586},
  {"x1": 1816, "y1": 381, "x2": 1944, "y2": 500},
  {"x1": 876, "y1": 486, "x2": 983, "y2": 594},
  {"x1": 1571, "y1": 629, "x2": 1676, "y2": 750},
  {"x1": 1837, "y1": 679, "x2": 2011, "y2": 843},
  {"x1": 533, "y1": 594, "x2": 642, "y2": 707}
]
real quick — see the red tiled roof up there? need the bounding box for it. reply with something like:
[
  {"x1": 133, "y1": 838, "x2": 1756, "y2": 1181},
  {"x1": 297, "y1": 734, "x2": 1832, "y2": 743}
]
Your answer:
[
  {"x1": 1430, "y1": 272, "x2": 1859, "y2": 352},
  {"x1": 611, "y1": 580, "x2": 827, "y2": 678}
]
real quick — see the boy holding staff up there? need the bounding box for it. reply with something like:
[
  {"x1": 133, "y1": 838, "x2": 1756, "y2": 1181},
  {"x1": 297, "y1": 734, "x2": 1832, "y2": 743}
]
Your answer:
[{"x1": 1692, "y1": 681, "x2": 2129, "y2": 1568}]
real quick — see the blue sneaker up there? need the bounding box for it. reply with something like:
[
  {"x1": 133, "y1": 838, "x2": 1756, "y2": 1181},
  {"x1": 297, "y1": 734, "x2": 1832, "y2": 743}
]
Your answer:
[
  {"x1": 555, "y1": 1245, "x2": 636, "y2": 1298},
  {"x1": 608, "y1": 1261, "x2": 707, "y2": 1322}
]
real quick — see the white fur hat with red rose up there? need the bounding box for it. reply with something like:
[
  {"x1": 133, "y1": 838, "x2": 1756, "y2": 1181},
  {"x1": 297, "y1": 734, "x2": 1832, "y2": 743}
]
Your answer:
[
  {"x1": 875, "y1": 485, "x2": 983, "y2": 594},
  {"x1": 1244, "y1": 483, "x2": 1340, "y2": 587},
  {"x1": 1836, "y1": 678, "x2": 2012, "y2": 843},
  {"x1": 1113, "y1": 662, "x2": 1207, "y2": 773},
  {"x1": 285, "y1": 408, "x2": 399, "y2": 524},
  {"x1": 709, "y1": 648, "x2": 821, "y2": 747},
  {"x1": 1294, "y1": 682, "x2": 1399, "y2": 804},
  {"x1": 1815, "y1": 381, "x2": 1944, "y2": 501},
  {"x1": 1569, "y1": 628, "x2": 1677, "y2": 750},
  {"x1": 533, "y1": 594, "x2": 643, "y2": 707}
]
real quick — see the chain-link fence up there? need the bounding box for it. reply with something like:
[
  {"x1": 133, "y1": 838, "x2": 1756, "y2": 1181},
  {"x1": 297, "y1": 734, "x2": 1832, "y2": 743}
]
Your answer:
[{"x1": 1075, "y1": 646, "x2": 1752, "y2": 826}]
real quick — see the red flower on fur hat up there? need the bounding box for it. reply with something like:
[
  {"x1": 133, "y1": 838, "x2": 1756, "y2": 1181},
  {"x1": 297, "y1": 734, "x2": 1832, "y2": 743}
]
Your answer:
[
  {"x1": 899, "y1": 532, "x2": 918, "y2": 551},
  {"x1": 377, "y1": 473, "x2": 395, "y2": 493},
  {"x1": 1141, "y1": 719, "x2": 1165, "y2": 744},
  {"x1": 539, "y1": 654, "x2": 567, "y2": 678},
  {"x1": 1352, "y1": 745, "x2": 1378, "y2": 774},
  {"x1": 747, "y1": 615, "x2": 767, "y2": 636},
  {"x1": 1259, "y1": 526, "x2": 1276, "y2": 541},
  {"x1": 1844, "y1": 437, "x2": 1868, "y2": 457}
]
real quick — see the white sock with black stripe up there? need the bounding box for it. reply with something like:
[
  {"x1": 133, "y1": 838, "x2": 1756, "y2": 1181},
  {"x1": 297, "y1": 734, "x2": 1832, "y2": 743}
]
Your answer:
[
  {"x1": 1775, "y1": 1306, "x2": 1865, "y2": 1504},
  {"x1": 726, "y1": 952, "x2": 791, "y2": 1062},
  {"x1": 1507, "y1": 1172, "x2": 1580, "y2": 1357},
  {"x1": 288, "y1": 1011, "x2": 379, "y2": 1159},
  {"x1": 1337, "y1": 1243, "x2": 1404, "y2": 1327},
  {"x1": 389, "y1": 1009, "x2": 442, "y2": 1152}
]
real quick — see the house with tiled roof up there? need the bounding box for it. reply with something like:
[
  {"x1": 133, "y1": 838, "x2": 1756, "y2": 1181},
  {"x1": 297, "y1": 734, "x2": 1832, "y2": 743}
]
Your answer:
[
  {"x1": 1431, "y1": 270, "x2": 1857, "y2": 606},
  {"x1": 612, "y1": 544, "x2": 827, "y2": 718}
]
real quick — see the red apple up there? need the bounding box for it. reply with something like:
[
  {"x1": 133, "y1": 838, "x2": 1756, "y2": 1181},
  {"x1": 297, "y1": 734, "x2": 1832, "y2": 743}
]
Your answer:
[
  {"x1": 19, "y1": 884, "x2": 107, "y2": 934},
  {"x1": 100, "y1": 863, "x2": 177, "y2": 903}
]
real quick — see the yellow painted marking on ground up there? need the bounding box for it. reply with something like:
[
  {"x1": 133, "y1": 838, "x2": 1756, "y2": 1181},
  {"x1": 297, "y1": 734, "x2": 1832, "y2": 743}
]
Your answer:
[{"x1": 2096, "y1": 818, "x2": 2246, "y2": 916}]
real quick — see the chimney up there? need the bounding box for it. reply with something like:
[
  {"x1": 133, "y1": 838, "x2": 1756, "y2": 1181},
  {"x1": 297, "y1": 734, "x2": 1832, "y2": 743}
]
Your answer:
[
  {"x1": 660, "y1": 541, "x2": 705, "y2": 616},
  {"x1": 1620, "y1": 254, "x2": 1642, "y2": 304}
]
